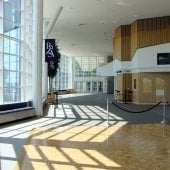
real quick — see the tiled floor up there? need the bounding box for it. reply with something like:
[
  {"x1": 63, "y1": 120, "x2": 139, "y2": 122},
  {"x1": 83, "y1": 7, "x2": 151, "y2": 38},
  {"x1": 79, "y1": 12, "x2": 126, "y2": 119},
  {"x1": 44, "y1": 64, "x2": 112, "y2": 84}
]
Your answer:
[
  {"x1": 14, "y1": 124, "x2": 170, "y2": 170},
  {"x1": 0, "y1": 94, "x2": 170, "y2": 170}
]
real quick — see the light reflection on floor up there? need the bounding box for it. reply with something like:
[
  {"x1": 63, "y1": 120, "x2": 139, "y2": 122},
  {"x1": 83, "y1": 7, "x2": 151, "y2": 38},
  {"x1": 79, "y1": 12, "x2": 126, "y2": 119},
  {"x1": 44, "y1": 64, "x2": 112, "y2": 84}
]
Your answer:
[
  {"x1": 1, "y1": 93, "x2": 170, "y2": 170},
  {"x1": 15, "y1": 124, "x2": 170, "y2": 170},
  {"x1": 48, "y1": 103, "x2": 124, "y2": 123}
]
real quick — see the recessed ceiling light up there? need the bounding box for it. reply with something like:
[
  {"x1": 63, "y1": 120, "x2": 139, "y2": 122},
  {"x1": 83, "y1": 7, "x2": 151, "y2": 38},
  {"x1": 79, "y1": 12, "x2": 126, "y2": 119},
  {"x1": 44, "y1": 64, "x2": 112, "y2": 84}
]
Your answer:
[
  {"x1": 133, "y1": 14, "x2": 140, "y2": 18},
  {"x1": 78, "y1": 23, "x2": 87, "y2": 26},
  {"x1": 114, "y1": 20, "x2": 118, "y2": 23}
]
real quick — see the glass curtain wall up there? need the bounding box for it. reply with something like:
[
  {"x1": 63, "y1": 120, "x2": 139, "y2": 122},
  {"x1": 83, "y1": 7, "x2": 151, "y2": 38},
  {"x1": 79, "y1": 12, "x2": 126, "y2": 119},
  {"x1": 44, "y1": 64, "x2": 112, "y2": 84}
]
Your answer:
[
  {"x1": 73, "y1": 56, "x2": 106, "y2": 93},
  {"x1": 21, "y1": 0, "x2": 33, "y2": 102},
  {"x1": 74, "y1": 57, "x2": 105, "y2": 78},
  {"x1": 0, "y1": 0, "x2": 33, "y2": 104},
  {"x1": 3, "y1": 0, "x2": 22, "y2": 103},
  {"x1": 52, "y1": 55, "x2": 72, "y2": 91}
]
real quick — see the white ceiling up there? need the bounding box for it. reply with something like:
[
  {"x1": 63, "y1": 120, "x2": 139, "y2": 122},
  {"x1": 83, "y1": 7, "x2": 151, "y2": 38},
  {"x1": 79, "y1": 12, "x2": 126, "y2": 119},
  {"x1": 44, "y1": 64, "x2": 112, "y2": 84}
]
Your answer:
[{"x1": 43, "y1": 0, "x2": 170, "y2": 57}]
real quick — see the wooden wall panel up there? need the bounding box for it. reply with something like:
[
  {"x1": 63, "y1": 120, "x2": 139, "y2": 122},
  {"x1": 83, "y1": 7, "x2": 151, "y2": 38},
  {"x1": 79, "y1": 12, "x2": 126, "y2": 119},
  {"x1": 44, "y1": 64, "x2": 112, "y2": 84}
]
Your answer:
[
  {"x1": 137, "y1": 16, "x2": 170, "y2": 50},
  {"x1": 116, "y1": 74, "x2": 124, "y2": 101},
  {"x1": 165, "y1": 16, "x2": 170, "y2": 41},
  {"x1": 113, "y1": 16, "x2": 170, "y2": 61},
  {"x1": 132, "y1": 73, "x2": 139, "y2": 103},
  {"x1": 113, "y1": 25, "x2": 131, "y2": 61},
  {"x1": 113, "y1": 27, "x2": 121, "y2": 60},
  {"x1": 132, "y1": 72, "x2": 170, "y2": 104},
  {"x1": 121, "y1": 25, "x2": 131, "y2": 61},
  {"x1": 131, "y1": 21, "x2": 137, "y2": 59},
  {"x1": 112, "y1": 16, "x2": 170, "y2": 104},
  {"x1": 113, "y1": 37, "x2": 116, "y2": 60},
  {"x1": 116, "y1": 73, "x2": 132, "y2": 101},
  {"x1": 124, "y1": 73, "x2": 132, "y2": 90},
  {"x1": 162, "y1": 17, "x2": 166, "y2": 42},
  {"x1": 117, "y1": 74, "x2": 123, "y2": 93}
]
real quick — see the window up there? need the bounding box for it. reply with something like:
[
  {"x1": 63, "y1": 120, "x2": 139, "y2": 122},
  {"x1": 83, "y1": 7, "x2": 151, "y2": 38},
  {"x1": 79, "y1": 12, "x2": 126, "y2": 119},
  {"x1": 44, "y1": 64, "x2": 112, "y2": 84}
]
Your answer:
[
  {"x1": 1, "y1": 0, "x2": 33, "y2": 104},
  {"x1": 4, "y1": 21, "x2": 21, "y2": 38},
  {"x1": 53, "y1": 55, "x2": 72, "y2": 91},
  {"x1": 74, "y1": 57, "x2": 103, "y2": 78},
  {"x1": 4, "y1": 2, "x2": 21, "y2": 24}
]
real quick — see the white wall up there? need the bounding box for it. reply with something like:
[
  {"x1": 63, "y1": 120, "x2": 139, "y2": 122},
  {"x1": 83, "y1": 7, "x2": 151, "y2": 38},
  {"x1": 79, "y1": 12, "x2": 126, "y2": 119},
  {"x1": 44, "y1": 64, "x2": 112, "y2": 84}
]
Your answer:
[
  {"x1": 97, "y1": 43, "x2": 170, "y2": 76},
  {"x1": 97, "y1": 61, "x2": 115, "y2": 76},
  {"x1": 131, "y1": 43, "x2": 170, "y2": 72}
]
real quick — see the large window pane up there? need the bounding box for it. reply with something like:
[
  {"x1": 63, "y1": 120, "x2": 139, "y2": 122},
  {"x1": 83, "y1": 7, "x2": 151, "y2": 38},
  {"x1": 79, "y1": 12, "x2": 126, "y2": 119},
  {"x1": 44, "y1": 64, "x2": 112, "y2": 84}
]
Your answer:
[
  {"x1": 5, "y1": 0, "x2": 21, "y2": 9},
  {"x1": 10, "y1": 39, "x2": 20, "y2": 55},
  {"x1": 4, "y1": 38, "x2": 20, "y2": 55},
  {"x1": 4, "y1": 70, "x2": 10, "y2": 86},
  {"x1": 4, "y1": 54, "x2": 10, "y2": 70},
  {"x1": 4, "y1": 37, "x2": 10, "y2": 53},
  {"x1": 4, "y1": 3, "x2": 21, "y2": 24},
  {"x1": 1, "y1": 0, "x2": 33, "y2": 104},
  {"x1": 10, "y1": 71, "x2": 17, "y2": 86},
  {"x1": 4, "y1": 70, "x2": 20, "y2": 87},
  {"x1": 9, "y1": 55, "x2": 17, "y2": 70},
  {"x1": 4, "y1": 3, "x2": 13, "y2": 21},
  {"x1": 4, "y1": 21, "x2": 21, "y2": 38},
  {"x1": 4, "y1": 87, "x2": 20, "y2": 102}
]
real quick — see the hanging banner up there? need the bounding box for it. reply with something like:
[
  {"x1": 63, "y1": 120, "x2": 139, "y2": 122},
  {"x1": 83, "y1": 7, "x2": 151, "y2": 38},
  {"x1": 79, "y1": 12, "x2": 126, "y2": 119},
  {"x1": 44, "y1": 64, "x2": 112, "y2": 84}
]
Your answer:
[{"x1": 45, "y1": 39, "x2": 56, "y2": 61}]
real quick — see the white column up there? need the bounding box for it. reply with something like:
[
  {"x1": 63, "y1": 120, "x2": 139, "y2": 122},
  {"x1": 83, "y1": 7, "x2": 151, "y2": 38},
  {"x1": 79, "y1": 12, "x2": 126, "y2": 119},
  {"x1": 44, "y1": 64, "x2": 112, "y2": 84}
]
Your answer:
[
  {"x1": 43, "y1": 52, "x2": 48, "y2": 97},
  {"x1": 33, "y1": 0, "x2": 43, "y2": 116},
  {"x1": 43, "y1": 20, "x2": 49, "y2": 98}
]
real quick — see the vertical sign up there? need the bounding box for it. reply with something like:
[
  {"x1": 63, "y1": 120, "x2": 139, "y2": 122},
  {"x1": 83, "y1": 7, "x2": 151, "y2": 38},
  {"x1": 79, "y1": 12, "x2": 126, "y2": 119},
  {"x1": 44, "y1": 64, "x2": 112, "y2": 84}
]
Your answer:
[{"x1": 45, "y1": 39, "x2": 56, "y2": 70}]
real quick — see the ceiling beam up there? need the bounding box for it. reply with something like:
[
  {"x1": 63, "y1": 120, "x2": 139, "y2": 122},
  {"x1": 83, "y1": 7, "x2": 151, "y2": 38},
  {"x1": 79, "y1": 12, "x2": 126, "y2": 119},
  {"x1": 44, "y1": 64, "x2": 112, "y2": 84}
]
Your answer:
[{"x1": 45, "y1": 6, "x2": 63, "y2": 36}]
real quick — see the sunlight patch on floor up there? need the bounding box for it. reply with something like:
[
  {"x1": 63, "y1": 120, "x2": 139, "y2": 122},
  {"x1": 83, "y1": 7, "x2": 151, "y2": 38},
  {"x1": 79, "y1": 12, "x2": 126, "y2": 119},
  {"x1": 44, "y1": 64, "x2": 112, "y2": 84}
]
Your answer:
[{"x1": 14, "y1": 124, "x2": 170, "y2": 170}]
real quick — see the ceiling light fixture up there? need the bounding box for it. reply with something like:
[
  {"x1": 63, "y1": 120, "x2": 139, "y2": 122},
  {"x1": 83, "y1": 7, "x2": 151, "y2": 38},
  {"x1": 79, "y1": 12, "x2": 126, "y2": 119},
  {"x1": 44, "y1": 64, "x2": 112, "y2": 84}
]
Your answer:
[
  {"x1": 78, "y1": 23, "x2": 87, "y2": 26},
  {"x1": 133, "y1": 14, "x2": 140, "y2": 18},
  {"x1": 114, "y1": 19, "x2": 118, "y2": 23}
]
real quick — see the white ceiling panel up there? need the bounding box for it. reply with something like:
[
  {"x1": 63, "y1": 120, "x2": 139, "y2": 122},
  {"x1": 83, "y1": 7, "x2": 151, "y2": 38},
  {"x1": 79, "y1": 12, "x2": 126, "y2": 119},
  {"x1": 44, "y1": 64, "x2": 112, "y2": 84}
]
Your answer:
[{"x1": 43, "y1": 0, "x2": 170, "y2": 57}]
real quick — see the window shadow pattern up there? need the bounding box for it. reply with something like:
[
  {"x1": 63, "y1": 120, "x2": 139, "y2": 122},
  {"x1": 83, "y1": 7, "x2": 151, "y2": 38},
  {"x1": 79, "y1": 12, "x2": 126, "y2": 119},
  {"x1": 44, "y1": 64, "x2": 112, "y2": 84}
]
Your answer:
[{"x1": 1, "y1": 93, "x2": 170, "y2": 170}]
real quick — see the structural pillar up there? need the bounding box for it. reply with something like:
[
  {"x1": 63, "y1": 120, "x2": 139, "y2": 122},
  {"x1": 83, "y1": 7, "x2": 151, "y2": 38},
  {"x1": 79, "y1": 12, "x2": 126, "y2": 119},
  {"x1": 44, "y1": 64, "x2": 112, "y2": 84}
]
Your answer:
[
  {"x1": 43, "y1": 20, "x2": 49, "y2": 97},
  {"x1": 33, "y1": 0, "x2": 43, "y2": 116}
]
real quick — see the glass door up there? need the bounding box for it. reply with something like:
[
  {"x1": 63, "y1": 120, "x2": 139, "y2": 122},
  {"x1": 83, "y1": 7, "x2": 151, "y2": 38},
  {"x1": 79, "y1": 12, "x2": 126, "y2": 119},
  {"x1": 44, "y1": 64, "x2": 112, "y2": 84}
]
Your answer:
[
  {"x1": 92, "y1": 82, "x2": 97, "y2": 93},
  {"x1": 98, "y1": 81, "x2": 103, "y2": 93},
  {"x1": 86, "y1": 82, "x2": 91, "y2": 93}
]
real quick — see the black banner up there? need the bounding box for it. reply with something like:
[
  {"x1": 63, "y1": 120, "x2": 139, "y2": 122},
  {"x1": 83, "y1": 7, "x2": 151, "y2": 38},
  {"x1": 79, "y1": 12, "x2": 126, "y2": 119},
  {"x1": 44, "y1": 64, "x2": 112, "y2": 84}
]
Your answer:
[{"x1": 45, "y1": 39, "x2": 56, "y2": 70}]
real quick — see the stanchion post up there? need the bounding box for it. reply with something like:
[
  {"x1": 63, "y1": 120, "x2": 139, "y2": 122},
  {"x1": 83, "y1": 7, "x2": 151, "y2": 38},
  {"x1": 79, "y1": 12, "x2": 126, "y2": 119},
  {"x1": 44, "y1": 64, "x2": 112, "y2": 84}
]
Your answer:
[
  {"x1": 161, "y1": 98, "x2": 167, "y2": 124},
  {"x1": 107, "y1": 98, "x2": 109, "y2": 126}
]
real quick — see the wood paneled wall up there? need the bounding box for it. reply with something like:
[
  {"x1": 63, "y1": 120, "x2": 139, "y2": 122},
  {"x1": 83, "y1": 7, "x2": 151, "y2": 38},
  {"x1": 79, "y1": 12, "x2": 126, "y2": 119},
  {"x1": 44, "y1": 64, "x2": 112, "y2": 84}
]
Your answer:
[
  {"x1": 116, "y1": 73, "x2": 132, "y2": 101},
  {"x1": 113, "y1": 25, "x2": 131, "y2": 61},
  {"x1": 132, "y1": 72, "x2": 170, "y2": 104},
  {"x1": 137, "y1": 16, "x2": 170, "y2": 49},
  {"x1": 131, "y1": 21, "x2": 138, "y2": 58},
  {"x1": 113, "y1": 27, "x2": 121, "y2": 60},
  {"x1": 113, "y1": 16, "x2": 170, "y2": 60},
  {"x1": 121, "y1": 25, "x2": 131, "y2": 61}
]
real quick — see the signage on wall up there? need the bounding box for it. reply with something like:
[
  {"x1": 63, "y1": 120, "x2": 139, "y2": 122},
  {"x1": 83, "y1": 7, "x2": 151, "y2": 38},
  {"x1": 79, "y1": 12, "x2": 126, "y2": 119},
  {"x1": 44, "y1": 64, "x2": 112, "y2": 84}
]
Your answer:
[
  {"x1": 157, "y1": 53, "x2": 170, "y2": 65},
  {"x1": 45, "y1": 39, "x2": 56, "y2": 70}
]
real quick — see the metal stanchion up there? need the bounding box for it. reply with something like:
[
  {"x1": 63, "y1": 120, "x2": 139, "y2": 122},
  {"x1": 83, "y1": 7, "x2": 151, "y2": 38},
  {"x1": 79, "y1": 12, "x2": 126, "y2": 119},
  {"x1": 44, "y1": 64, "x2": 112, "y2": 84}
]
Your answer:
[
  {"x1": 161, "y1": 98, "x2": 167, "y2": 124},
  {"x1": 107, "y1": 98, "x2": 109, "y2": 126}
]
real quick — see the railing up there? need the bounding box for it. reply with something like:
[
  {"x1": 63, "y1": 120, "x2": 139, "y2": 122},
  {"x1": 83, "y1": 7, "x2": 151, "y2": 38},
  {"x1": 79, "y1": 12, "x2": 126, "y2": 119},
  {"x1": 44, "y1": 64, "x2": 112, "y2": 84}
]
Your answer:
[{"x1": 106, "y1": 98, "x2": 169, "y2": 126}]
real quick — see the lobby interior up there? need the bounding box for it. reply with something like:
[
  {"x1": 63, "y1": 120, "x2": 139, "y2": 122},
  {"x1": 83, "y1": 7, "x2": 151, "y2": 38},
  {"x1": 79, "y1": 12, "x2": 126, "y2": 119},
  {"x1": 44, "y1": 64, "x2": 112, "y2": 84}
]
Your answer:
[{"x1": 0, "y1": 0, "x2": 170, "y2": 169}]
